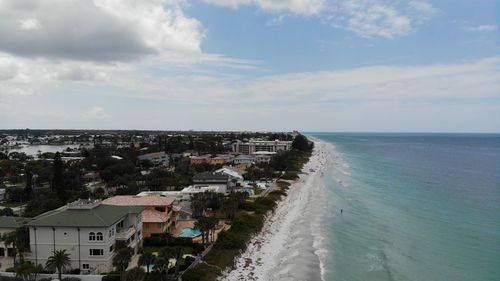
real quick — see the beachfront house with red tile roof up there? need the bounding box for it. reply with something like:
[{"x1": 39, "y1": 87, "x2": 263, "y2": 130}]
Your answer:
[{"x1": 102, "y1": 195, "x2": 176, "y2": 237}]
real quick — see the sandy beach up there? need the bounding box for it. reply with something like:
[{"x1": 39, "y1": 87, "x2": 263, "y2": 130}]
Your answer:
[{"x1": 221, "y1": 141, "x2": 332, "y2": 281}]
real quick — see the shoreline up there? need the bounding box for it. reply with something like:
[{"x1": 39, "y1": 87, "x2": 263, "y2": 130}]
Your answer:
[{"x1": 221, "y1": 140, "x2": 331, "y2": 281}]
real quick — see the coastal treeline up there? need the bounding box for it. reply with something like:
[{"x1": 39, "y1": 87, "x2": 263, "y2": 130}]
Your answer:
[{"x1": 182, "y1": 138, "x2": 313, "y2": 281}]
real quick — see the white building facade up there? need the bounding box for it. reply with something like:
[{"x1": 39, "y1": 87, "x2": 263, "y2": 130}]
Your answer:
[
  {"x1": 232, "y1": 139, "x2": 292, "y2": 155},
  {"x1": 26, "y1": 200, "x2": 144, "y2": 274}
]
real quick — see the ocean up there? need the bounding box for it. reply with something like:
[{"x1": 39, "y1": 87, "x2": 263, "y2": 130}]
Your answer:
[{"x1": 310, "y1": 133, "x2": 500, "y2": 281}]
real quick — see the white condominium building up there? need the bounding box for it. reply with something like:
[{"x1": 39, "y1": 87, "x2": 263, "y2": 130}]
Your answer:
[{"x1": 232, "y1": 139, "x2": 292, "y2": 155}]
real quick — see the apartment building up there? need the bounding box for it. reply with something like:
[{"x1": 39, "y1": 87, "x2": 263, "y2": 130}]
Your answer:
[{"x1": 232, "y1": 139, "x2": 292, "y2": 155}]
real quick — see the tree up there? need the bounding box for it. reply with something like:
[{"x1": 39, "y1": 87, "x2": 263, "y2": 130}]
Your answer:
[
  {"x1": 45, "y1": 249, "x2": 71, "y2": 281},
  {"x1": 0, "y1": 207, "x2": 14, "y2": 216},
  {"x1": 154, "y1": 257, "x2": 169, "y2": 281},
  {"x1": 1, "y1": 227, "x2": 29, "y2": 264},
  {"x1": 221, "y1": 195, "x2": 240, "y2": 220},
  {"x1": 205, "y1": 217, "x2": 218, "y2": 244},
  {"x1": 14, "y1": 262, "x2": 43, "y2": 281},
  {"x1": 126, "y1": 267, "x2": 145, "y2": 281},
  {"x1": 52, "y1": 152, "x2": 67, "y2": 202},
  {"x1": 194, "y1": 217, "x2": 217, "y2": 246},
  {"x1": 138, "y1": 252, "x2": 156, "y2": 274},
  {"x1": 159, "y1": 246, "x2": 183, "y2": 277},
  {"x1": 113, "y1": 247, "x2": 133, "y2": 281},
  {"x1": 291, "y1": 134, "x2": 312, "y2": 151},
  {"x1": 24, "y1": 166, "x2": 33, "y2": 201}
]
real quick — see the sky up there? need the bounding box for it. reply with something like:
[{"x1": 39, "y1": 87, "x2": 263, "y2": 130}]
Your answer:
[{"x1": 0, "y1": 0, "x2": 499, "y2": 132}]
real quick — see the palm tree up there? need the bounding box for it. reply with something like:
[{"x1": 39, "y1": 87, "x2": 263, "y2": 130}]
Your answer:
[
  {"x1": 45, "y1": 249, "x2": 71, "y2": 281},
  {"x1": 113, "y1": 247, "x2": 133, "y2": 281},
  {"x1": 221, "y1": 196, "x2": 239, "y2": 219},
  {"x1": 159, "y1": 246, "x2": 183, "y2": 278},
  {"x1": 191, "y1": 193, "x2": 207, "y2": 217},
  {"x1": 154, "y1": 257, "x2": 168, "y2": 281},
  {"x1": 207, "y1": 217, "x2": 218, "y2": 243},
  {"x1": 194, "y1": 218, "x2": 210, "y2": 245},
  {"x1": 138, "y1": 252, "x2": 156, "y2": 274},
  {"x1": 14, "y1": 262, "x2": 43, "y2": 281},
  {"x1": 1, "y1": 227, "x2": 29, "y2": 265}
]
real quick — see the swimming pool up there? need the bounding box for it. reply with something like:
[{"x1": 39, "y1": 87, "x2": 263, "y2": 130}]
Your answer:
[{"x1": 177, "y1": 227, "x2": 202, "y2": 238}]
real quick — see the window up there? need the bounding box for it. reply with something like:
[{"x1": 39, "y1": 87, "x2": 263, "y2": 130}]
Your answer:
[
  {"x1": 89, "y1": 249, "x2": 103, "y2": 256},
  {"x1": 109, "y1": 229, "x2": 112, "y2": 238},
  {"x1": 109, "y1": 245, "x2": 114, "y2": 252},
  {"x1": 82, "y1": 264, "x2": 90, "y2": 269},
  {"x1": 96, "y1": 232, "x2": 103, "y2": 241},
  {"x1": 155, "y1": 207, "x2": 166, "y2": 212},
  {"x1": 156, "y1": 223, "x2": 162, "y2": 228},
  {"x1": 117, "y1": 221, "x2": 124, "y2": 228},
  {"x1": 89, "y1": 232, "x2": 95, "y2": 241}
]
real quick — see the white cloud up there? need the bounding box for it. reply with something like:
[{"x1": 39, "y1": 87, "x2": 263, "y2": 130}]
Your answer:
[
  {"x1": 2, "y1": 57, "x2": 498, "y2": 131},
  {"x1": 340, "y1": 2, "x2": 412, "y2": 38},
  {"x1": 204, "y1": 0, "x2": 324, "y2": 15},
  {"x1": 19, "y1": 18, "x2": 41, "y2": 31},
  {"x1": 234, "y1": 57, "x2": 500, "y2": 104},
  {"x1": 0, "y1": 0, "x2": 203, "y2": 61},
  {"x1": 204, "y1": 0, "x2": 437, "y2": 38},
  {"x1": 463, "y1": 24, "x2": 497, "y2": 32},
  {"x1": 81, "y1": 106, "x2": 111, "y2": 119},
  {"x1": 323, "y1": 0, "x2": 438, "y2": 38}
]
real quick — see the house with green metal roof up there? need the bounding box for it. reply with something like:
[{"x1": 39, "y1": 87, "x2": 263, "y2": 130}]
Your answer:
[
  {"x1": 26, "y1": 199, "x2": 144, "y2": 274},
  {"x1": 0, "y1": 216, "x2": 30, "y2": 264}
]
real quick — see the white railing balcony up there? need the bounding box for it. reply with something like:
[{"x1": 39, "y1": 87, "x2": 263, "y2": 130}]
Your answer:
[{"x1": 115, "y1": 227, "x2": 136, "y2": 240}]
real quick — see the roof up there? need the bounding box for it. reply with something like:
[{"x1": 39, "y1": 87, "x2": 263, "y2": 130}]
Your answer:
[
  {"x1": 234, "y1": 155, "x2": 256, "y2": 160},
  {"x1": 102, "y1": 195, "x2": 175, "y2": 206},
  {"x1": 0, "y1": 216, "x2": 29, "y2": 229},
  {"x1": 215, "y1": 167, "x2": 243, "y2": 179},
  {"x1": 26, "y1": 204, "x2": 144, "y2": 228},
  {"x1": 138, "y1": 152, "x2": 167, "y2": 159},
  {"x1": 142, "y1": 209, "x2": 169, "y2": 223},
  {"x1": 192, "y1": 172, "x2": 229, "y2": 182},
  {"x1": 253, "y1": 151, "x2": 277, "y2": 155}
]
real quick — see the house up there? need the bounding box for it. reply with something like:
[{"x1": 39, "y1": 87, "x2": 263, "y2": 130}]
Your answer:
[
  {"x1": 232, "y1": 139, "x2": 292, "y2": 155},
  {"x1": 253, "y1": 151, "x2": 276, "y2": 164},
  {"x1": 192, "y1": 172, "x2": 229, "y2": 187},
  {"x1": 138, "y1": 151, "x2": 169, "y2": 166},
  {"x1": 233, "y1": 155, "x2": 255, "y2": 165},
  {"x1": 189, "y1": 155, "x2": 210, "y2": 165},
  {"x1": 209, "y1": 155, "x2": 233, "y2": 165},
  {"x1": 215, "y1": 167, "x2": 244, "y2": 181},
  {"x1": 102, "y1": 195, "x2": 176, "y2": 237},
  {"x1": 26, "y1": 199, "x2": 144, "y2": 274},
  {"x1": 136, "y1": 184, "x2": 227, "y2": 203},
  {"x1": 0, "y1": 216, "x2": 28, "y2": 265}
]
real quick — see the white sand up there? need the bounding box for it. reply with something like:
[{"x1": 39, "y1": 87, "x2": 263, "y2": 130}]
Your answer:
[{"x1": 220, "y1": 141, "x2": 331, "y2": 281}]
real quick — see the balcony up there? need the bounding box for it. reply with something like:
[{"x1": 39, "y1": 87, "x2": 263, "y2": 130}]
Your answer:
[{"x1": 115, "y1": 227, "x2": 136, "y2": 241}]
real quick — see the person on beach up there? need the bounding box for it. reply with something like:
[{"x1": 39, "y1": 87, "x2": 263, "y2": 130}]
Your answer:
[{"x1": 341, "y1": 209, "x2": 343, "y2": 214}]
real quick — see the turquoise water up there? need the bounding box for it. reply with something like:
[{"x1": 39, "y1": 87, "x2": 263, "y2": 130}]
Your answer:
[
  {"x1": 311, "y1": 133, "x2": 500, "y2": 281},
  {"x1": 177, "y1": 227, "x2": 202, "y2": 238}
]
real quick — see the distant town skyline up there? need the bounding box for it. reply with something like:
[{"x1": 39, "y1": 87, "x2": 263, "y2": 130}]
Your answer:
[{"x1": 0, "y1": 0, "x2": 499, "y2": 132}]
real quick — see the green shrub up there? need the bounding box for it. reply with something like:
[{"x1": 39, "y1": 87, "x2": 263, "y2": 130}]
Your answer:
[{"x1": 182, "y1": 263, "x2": 220, "y2": 281}]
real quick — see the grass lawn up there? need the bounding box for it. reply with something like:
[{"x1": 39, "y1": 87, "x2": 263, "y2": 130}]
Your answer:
[
  {"x1": 0, "y1": 201, "x2": 25, "y2": 208},
  {"x1": 253, "y1": 187, "x2": 264, "y2": 195}
]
